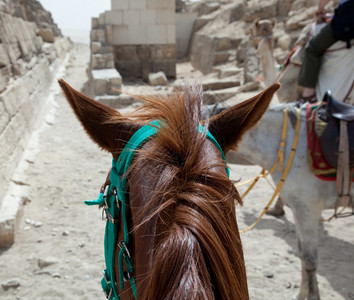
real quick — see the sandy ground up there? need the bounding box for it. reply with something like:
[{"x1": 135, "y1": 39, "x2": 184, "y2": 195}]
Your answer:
[{"x1": 0, "y1": 44, "x2": 353, "y2": 300}]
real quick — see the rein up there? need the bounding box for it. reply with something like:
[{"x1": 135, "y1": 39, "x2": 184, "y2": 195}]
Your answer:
[
  {"x1": 238, "y1": 108, "x2": 301, "y2": 233},
  {"x1": 85, "y1": 120, "x2": 228, "y2": 299}
]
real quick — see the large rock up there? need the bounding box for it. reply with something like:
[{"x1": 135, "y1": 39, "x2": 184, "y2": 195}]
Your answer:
[
  {"x1": 37, "y1": 28, "x2": 55, "y2": 43},
  {"x1": 149, "y1": 71, "x2": 168, "y2": 86}
]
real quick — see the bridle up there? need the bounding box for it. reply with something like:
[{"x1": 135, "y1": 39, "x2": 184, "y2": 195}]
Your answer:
[{"x1": 85, "y1": 120, "x2": 229, "y2": 299}]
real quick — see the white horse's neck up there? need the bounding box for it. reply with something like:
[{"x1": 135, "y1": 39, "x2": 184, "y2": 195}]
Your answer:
[{"x1": 237, "y1": 104, "x2": 306, "y2": 175}]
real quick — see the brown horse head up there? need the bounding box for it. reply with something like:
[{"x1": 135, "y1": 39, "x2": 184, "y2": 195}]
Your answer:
[{"x1": 59, "y1": 79, "x2": 279, "y2": 300}]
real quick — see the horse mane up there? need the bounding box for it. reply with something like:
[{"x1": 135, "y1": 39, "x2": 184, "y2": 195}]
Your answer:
[{"x1": 110, "y1": 85, "x2": 248, "y2": 299}]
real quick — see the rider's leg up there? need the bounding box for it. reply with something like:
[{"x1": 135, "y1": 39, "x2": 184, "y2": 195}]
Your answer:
[{"x1": 298, "y1": 23, "x2": 337, "y2": 103}]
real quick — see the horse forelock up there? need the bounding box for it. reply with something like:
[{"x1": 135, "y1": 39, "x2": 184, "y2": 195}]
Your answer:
[{"x1": 123, "y1": 85, "x2": 248, "y2": 299}]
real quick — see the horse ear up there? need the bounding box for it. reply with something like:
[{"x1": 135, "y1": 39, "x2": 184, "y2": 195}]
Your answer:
[
  {"x1": 209, "y1": 83, "x2": 280, "y2": 153},
  {"x1": 58, "y1": 78, "x2": 138, "y2": 157}
]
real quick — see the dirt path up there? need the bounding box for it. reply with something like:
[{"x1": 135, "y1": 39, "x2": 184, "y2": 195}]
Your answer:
[{"x1": 0, "y1": 43, "x2": 353, "y2": 300}]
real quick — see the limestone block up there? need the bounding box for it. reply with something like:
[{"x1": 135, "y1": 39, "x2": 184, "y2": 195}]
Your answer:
[
  {"x1": 147, "y1": 0, "x2": 175, "y2": 9},
  {"x1": 215, "y1": 37, "x2": 233, "y2": 52},
  {"x1": 217, "y1": 66, "x2": 242, "y2": 79},
  {"x1": 114, "y1": 46, "x2": 139, "y2": 61},
  {"x1": 130, "y1": 0, "x2": 147, "y2": 10},
  {"x1": 190, "y1": 33, "x2": 215, "y2": 74},
  {"x1": 104, "y1": 10, "x2": 123, "y2": 26},
  {"x1": 152, "y1": 61, "x2": 176, "y2": 78},
  {"x1": 243, "y1": 0, "x2": 278, "y2": 22},
  {"x1": 137, "y1": 45, "x2": 151, "y2": 60},
  {"x1": 91, "y1": 53, "x2": 114, "y2": 69},
  {"x1": 92, "y1": 17, "x2": 99, "y2": 29},
  {"x1": 37, "y1": 28, "x2": 55, "y2": 43},
  {"x1": 148, "y1": 71, "x2": 168, "y2": 86},
  {"x1": 116, "y1": 61, "x2": 141, "y2": 78},
  {"x1": 198, "y1": 2, "x2": 220, "y2": 16},
  {"x1": 128, "y1": 25, "x2": 147, "y2": 44},
  {"x1": 229, "y1": 2, "x2": 246, "y2": 22},
  {"x1": 203, "y1": 87, "x2": 240, "y2": 105},
  {"x1": 0, "y1": 65, "x2": 11, "y2": 93},
  {"x1": 166, "y1": 25, "x2": 176, "y2": 44},
  {"x1": 0, "y1": 44, "x2": 10, "y2": 67},
  {"x1": 112, "y1": 25, "x2": 129, "y2": 44},
  {"x1": 98, "y1": 12, "x2": 105, "y2": 26},
  {"x1": 91, "y1": 29, "x2": 106, "y2": 43},
  {"x1": 194, "y1": 16, "x2": 213, "y2": 32},
  {"x1": 146, "y1": 25, "x2": 167, "y2": 44},
  {"x1": 151, "y1": 45, "x2": 175, "y2": 60},
  {"x1": 286, "y1": 9, "x2": 314, "y2": 30},
  {"x1": 91, "y1": 68, "x2": 122, "y2": 95},
  {"x1": 156, "y1": 10, "x2": 175, "y2": 25},
  {"x1": 91, "y1": 42, "x2": 102, "y2": 54},
  {"x1": 277, "y1": 34, "x2": 291, "y2": 50},
  {"x1": 202, "y1": 78, "x2": 240, "y2": 91},
  {"x1": 123, "y1": 10, "x2": 140, "y2": 25},
  {"x1": 112, "y1": 0, "x2": 129, "y2": 10},
  {"x1": 140, "y1": 10, "x2": 155, "y2": 25},
  {"x1": 213, "y1": 51, "x2": 230, "y2": 65}
]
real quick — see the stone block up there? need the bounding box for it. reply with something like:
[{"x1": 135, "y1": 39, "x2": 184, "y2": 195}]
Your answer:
[
  {"x1": 202, "y1": 78, "x2": 240, "y2": 91},
  {"x1": 91, "y1": 53, "x2": 114, "y2": 69},
  {"x1": 91, "y1": 68, "x2": 122, "y2": 96},
  {"x1": 213, "y1": 51, "x2": 230, "y2": 65},
  {"x1": 91, "y1": 42, "x2": 101, "y2": 54},
  {"x1": 112, "y1": 25, "x2": 129, "y2": 44},
  {"x1": 152, "y1": 61, "x2": 176, "y2": 78},
  {"x1": 0, "y1": 44, "x2": 10, "y2": 67},
  {"x1": 215, "y1": 37, "x2": 233, "y2": 51},
  {"x1": 104, "y1": 10, "x2": 123, "y2": 26},
  {"x1": 116, "y1": 60, "x2": 141, "y2": 78},
  {"x1": 147, "y1": 0, "x2": 174, "y2": 9},
  {"x1": 146, "y1": 25, "x2": 167, "y2": 44},
  {"x1": 112, "y1": 0, "x2": 129, "y2": 10},
  {"x1": 114, "y1": 46, "x2": 138, "y2": 61},
  {"x1": 190, "y1": 33, "x2": 215, "y2": 74},
  {"x1": 130, "y1": 0, "x2": 147, "y2": 10},
  {"x1": 123, "y1": 10, "x2": 140, "y2": 25},
  {"x1": 91, "y1": 29, "x2": 106, "y2": 43},
  {"x1": 140, "y1": 10, "x2": 156, "y2": 25},
  {"x1": 106, "y1": 25, "x2": 113, "y2": 45},
  {"x1": 148, "y1": 71, "x2": 168, "y2": 86},
  {"x1": 137, "y1": 45, "x2": 151, "y2": 60},
  {"x1": 229, "y1": 2, "x2": 246, "y2": 22},
  {"x1": 156, "y1": 10, "x2": 175, "y2": 25},
  {"x1": 98, "y1": 12, "x2": 106, "y2": 26},
  {"x1": 37, "y1": 28, "x2": 55, "y2": 43},
  {"x1": 166, "y1": 25, "x2": 176, "y2": 44},
  {"x1": 0, "y1": 182, "x2": 29, "y2": 247},
  {"x1": 151, "y1": 44, "x2": 175, "y2": 60},
  {"x1": 92, "y1": 17, "x2": 99, "y2": 29},
  {"x1": 128, "y1": 25, "x2": 147, "y2": 44}
]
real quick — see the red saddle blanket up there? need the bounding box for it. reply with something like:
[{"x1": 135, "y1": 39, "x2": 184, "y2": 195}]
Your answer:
[{"x1": 306, "y1": 104, "x2": 337, "y2": 181}]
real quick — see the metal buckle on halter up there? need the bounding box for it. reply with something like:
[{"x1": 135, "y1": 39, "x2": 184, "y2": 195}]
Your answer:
[
  {"x1": 101, "y1": 185, "x2": 110, "y2": 221},
  {"x1": 118, "y1": 241, "x2": 133, "y2": 282},
  {"x1": 112, "y1": 187, "x2": 120, "y2": 209},
  {"x1": 102, "y1": 270, "x2": 112, "y2": 299}
]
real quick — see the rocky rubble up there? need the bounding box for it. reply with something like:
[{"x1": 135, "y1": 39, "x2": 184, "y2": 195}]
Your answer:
[{"x1": 186, "y1": 0, "x2": 335, "y2": 89}]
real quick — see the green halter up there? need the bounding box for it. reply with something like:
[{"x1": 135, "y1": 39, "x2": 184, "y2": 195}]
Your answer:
[{"x1": 85, "y1": 120, "x2": 229, "y2": 299}]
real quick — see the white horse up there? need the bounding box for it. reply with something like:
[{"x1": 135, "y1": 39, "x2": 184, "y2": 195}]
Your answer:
[{"x1": 234, "y1": 102, "x2": 353, "y2": 300}]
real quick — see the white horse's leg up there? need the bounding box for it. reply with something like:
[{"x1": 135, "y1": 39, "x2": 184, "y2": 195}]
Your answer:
[
  {"x1": 266, "y1": 197, "x2": 285, "y2": 216},
  {"x1": 293, "y1": 206, "x2": 321, "y2": 300}
]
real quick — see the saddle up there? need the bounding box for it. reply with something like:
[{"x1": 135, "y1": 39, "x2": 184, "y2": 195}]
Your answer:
[{"x1": 319, "y1": 91, "x2": 354, "y2": 212}]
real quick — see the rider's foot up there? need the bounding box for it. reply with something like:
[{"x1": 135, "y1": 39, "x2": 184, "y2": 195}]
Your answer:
[{"x1": 296, "y1": 93, "x2": 317, "y2": 107}]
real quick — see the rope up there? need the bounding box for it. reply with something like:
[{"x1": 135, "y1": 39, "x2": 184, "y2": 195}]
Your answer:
[{"x1": 239, "y1": 108, "x2": 301, "y2": 233}]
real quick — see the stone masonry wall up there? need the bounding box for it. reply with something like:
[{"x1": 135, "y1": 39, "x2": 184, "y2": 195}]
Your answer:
[
  {"x1": 90, "y1": 0, "x2": 176, "y2": 81},
  {"x1": 0, "y1": 0, "x2": 71, "y2": 219}
]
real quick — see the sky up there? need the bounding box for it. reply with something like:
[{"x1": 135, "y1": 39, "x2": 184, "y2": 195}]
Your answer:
[{"x1": 39, "y1": 0, "x2": 111, "y2": 43}]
